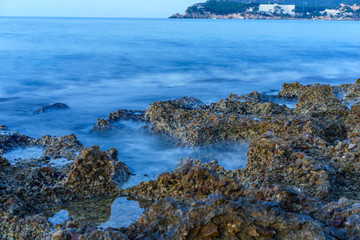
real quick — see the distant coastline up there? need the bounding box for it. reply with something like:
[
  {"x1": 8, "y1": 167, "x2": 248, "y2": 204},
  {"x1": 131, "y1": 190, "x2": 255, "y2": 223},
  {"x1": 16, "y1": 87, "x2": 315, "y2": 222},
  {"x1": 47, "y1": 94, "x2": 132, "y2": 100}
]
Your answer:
[{"x1": 170, "y1": 1, "x2": 360, "y2": 21}]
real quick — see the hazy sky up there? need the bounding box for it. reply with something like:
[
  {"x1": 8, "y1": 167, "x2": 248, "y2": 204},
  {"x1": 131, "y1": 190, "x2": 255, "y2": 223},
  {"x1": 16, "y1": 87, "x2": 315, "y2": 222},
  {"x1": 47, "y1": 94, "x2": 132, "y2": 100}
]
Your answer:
[{"x1": 0, "y1": 0, "x2": 201, "y2": 18}]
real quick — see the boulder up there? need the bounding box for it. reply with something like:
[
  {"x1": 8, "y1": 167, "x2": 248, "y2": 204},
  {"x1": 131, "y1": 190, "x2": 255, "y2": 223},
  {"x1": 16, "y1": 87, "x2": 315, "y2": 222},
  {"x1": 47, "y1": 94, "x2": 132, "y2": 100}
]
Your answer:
[
  {"x1": 64, "y1": 146, "x2": 118, "y2": 198},
  {"x1": 36, "y1": 103, "x2": 69, "y2": 114}
]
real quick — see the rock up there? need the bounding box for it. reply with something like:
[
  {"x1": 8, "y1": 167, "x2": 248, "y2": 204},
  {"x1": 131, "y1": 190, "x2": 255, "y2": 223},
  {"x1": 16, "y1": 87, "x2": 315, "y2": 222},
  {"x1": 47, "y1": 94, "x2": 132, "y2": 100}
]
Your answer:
[
  {"x1": 345, "y1": 102, "x2": 360, "y2": 138},
  {"x1": 147, "y1": 97, "x2": 345, "y2": 146},
  {"x1": 36, "y1": 103, "x2": 69, "y2": 114},
  {"x1": 126, "y1": 196, "x2": 328, "y2": 240},
  {"x1": 108, "y1": 109, "x2": 145, "y2": 122},
  {"x1": 239, "y1": 132, "x2": 331, "y2": 199},
  {"x1": 91, "y1": 118, "x2": 112, "y2": 133},
  {"x1": 277, "y1": 81, "x2": 306, "y2": 99},
  {"x1": 296, "y1": 84, "x2": 348, "y2": 118},
  {"x1": 0, "y1": 156, "x2": 10, "y2": 167},
  {"x1": 0, "y1": 214, "x2": 52, "y2": 240},
  {"x1": 122, "y1": 159, "x2": 243, "y2": 200},
  {"x1": 64, "y1": 146, "x2": 118, "y2": 198},
  {"x1": 32, "y1": 134, "x2": 83, "y2": 160}
]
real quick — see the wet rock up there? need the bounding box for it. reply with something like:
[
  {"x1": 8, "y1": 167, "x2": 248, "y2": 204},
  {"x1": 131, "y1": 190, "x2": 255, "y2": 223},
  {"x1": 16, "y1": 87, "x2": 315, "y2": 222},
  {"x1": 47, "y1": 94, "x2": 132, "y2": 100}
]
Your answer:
[
  {"x1": 277, "y1": 81, "x2": 306, "y2": 99},
  {"x1": 122, "y1": 159, "x2": 243, "y2": 201},
  {"x1": 105, "y1": 148, "x2": 131, "y2": 185},
  {"x1": 91, "y1": 118, "x2": 112, "y2": 133},
  {"x1": 345, "y1": 102, "x2": 360, "y2": 138},
  {"x1": 0, "y1": 214, "x2": 52, "y2": 240},
  {"x1": 0, "y1": 130, "x2": 32, "y2": 154},
  {"x1": 326, "y1": 138, "x2": 360, "y2": 193},
  {"x1": 171, "y1": 96, "x2": 206, "y2": 109},
  {"x1": 296, "y1": 84, "x2": 349, "y2": 118},
  {"x1": 145, "y1": 96, "x2": 345, "y2": 146},
  {"x1": 126, "y1": 196, "x2": 328, "y2": 240},
  {"x1": 32, "y1": 134, "x2": 83, "y2": 160},
  {"x1": 64, "y1": 146, "x2": 118, "y2": 198},
  {"x1": 239, "y1": 132, "x2": 331, "y2": 199},
  {"x1": 108, "y1": 109, "x2": 145, "y2": 122},
  {"x1": 0, "y1": 156, "x2": 10, "y2": 167},
  {"x1": 36, "y1": 103, "x2": 69, "y2": 114}
]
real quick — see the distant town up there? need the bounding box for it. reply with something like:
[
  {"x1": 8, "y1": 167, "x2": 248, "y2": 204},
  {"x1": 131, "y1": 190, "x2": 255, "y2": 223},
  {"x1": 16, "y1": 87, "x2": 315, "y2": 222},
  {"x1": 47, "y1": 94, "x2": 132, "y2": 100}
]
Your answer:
[{"x1": 170, "y1": 0, "x2": 360, "y2": 20}]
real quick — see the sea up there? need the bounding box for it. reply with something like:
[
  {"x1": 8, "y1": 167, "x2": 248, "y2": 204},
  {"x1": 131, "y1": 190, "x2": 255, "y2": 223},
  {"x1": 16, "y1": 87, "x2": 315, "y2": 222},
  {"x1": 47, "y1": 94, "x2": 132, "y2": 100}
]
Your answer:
[{"x1": 1, "y1": 17, "x2": 360, "y2": 227}]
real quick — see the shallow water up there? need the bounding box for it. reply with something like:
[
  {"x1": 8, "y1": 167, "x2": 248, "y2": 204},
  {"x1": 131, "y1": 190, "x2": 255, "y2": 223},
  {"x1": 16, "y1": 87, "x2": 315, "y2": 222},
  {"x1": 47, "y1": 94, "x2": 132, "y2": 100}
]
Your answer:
[
  {"x1": 45, "y1": 197, "x2": 144, "y2": 228},
  {"x1": 1, "y1": 17, "x2": 360, "y2": 226},
  {"x1": 3, "y1": 146, "x2": 43, "y2": 165}
]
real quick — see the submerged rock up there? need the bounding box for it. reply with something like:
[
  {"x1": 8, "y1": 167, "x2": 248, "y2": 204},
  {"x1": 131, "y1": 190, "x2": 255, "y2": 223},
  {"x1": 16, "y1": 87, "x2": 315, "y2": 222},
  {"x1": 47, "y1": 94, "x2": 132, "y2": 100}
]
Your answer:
[{"x1": 36, "y1": 103, "x2": 69, "y2": 114}]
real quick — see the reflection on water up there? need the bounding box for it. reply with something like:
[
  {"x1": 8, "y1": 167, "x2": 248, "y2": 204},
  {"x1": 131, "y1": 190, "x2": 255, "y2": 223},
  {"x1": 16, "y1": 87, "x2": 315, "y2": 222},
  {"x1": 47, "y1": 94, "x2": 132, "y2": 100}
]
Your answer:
[{"x1": 45, "y1": 197, "x2": 145, "y2": 228}]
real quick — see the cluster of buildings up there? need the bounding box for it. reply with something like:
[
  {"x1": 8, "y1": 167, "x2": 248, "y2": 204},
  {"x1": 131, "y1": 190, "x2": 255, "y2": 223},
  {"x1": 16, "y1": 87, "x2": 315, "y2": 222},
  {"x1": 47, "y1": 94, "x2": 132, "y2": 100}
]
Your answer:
[{"x1": 258, "y1": 4, "x2": 295, "y2": 16}]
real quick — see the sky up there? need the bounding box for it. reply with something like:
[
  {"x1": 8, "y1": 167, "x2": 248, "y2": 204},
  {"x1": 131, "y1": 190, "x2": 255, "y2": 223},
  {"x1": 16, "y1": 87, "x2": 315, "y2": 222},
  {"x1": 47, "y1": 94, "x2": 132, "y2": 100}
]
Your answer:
[{"x1": 0, "y1": 0, "x2": 201, "y2": 18}]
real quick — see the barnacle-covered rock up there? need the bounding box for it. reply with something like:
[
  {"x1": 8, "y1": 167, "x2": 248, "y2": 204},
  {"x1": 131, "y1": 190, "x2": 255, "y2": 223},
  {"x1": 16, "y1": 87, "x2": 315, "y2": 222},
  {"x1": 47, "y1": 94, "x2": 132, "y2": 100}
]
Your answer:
[
  {"x1": 64, "y1": 145, "x2": 118, "y2": 198},
  {"x1": 0, "y1": 214, "x2": 52, "y2": 240},
  {"x1": 32, "y1": 134, "x2": 83, "y2": 160},
  {"x1": 126, "y1": 196, "x2": 328, "y2": 240},
  {"x1": 0, "y1": 156, "x2": 10, "y2": 168},
  {"x1": 122, "y1": 159, "x2": 243, "y2": 200},
  {"x1": 296, "y1": 84, "x2": 349, "y2": 118},
  {"x1": 145, "y1": 97, "x2": 345, "y2": 146},
  {"x1": 277, "y1": 81, "x2": 306, "y2": 99},
  {"x1": 91, "y1": 118, "x2": 112, "y2": 133},
  {"x1": 238, "y1": 132, "x2": 331, "y2": 199},
  {"x1": 108, "y1": 109, "x2": 145, "y2": 122}
]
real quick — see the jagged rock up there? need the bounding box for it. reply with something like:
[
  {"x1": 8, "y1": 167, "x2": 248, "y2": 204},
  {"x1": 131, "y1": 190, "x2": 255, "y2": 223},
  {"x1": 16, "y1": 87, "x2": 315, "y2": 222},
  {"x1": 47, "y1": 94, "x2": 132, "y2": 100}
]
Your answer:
[
  {"x1": 0, "y1": 131, "x2": 32, "y2": 154},
  {"x1": 277, "y1": 81, "x2": 306, "y2": 99},
  {"x1": 239, "y1": 132, "x2": 331, "y2": 199},
  {"x1": 122, "y1": 159, "x2": 243, "y2": 200},
  {"x1": 32, "y1": 134, "x2": 83, "y2": 160},
  {"x1": 105, "y1": 148, "x2": 131, "y2": 185},
  {"x1": 36, "y1": 103, "x2": 69, "y2": 114},
  {"x1": 108, "y1": 109, "x2": 145, "y2": 122},
  {"x1": 64, "y1": 146, "x2": 118, "y2": 198},
  {"x1": 0, "y1": 214, "x2": 52, "y2": 240},
  {"x1": 126, "y1": 196, "x2": 328, "y2": 240},
  {"x1": 0, "y1": 156, "x2": 10, "y2": 167},
  {"x1": 296, "y1": 84, "x2": 349, "y2": 118},
  {"x1": 145, "y1": 97, "x2": 345, "y2": 146},
  {"x1": 91, "y1": 118, "x2": 112, "y2": 133}
]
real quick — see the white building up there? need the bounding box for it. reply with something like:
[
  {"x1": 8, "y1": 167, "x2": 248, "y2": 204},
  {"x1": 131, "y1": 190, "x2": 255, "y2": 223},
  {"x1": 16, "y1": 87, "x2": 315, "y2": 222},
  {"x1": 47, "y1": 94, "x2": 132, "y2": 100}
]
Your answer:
[
  {"x1": 324, "y1": 9, "x2": 340, "y2": 16},
  {"x1": 259, "y1": 4, "x2": 295, "y2": 16}
]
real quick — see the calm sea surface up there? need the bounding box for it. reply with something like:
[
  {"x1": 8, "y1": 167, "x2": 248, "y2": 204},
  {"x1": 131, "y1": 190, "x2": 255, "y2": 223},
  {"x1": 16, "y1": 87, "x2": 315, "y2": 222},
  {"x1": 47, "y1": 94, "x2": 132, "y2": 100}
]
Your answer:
[{"x1": 1, "y1": 17, "x2": 360, "y2": 226}]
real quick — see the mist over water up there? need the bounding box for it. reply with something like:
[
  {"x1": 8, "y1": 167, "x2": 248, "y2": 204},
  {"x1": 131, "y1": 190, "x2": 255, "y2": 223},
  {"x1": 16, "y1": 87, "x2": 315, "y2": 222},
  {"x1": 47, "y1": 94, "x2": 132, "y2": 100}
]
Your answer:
[{"x1": 1, "y1": 17, "x2": 360, "y2": 183}]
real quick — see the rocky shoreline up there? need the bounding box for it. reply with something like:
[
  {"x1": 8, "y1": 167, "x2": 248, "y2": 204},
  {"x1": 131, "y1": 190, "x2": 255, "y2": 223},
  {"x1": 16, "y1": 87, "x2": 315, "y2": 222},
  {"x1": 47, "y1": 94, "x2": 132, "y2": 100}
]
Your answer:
[{"x1": 1, "y1": 79, "x2": 360, "y2": 239}]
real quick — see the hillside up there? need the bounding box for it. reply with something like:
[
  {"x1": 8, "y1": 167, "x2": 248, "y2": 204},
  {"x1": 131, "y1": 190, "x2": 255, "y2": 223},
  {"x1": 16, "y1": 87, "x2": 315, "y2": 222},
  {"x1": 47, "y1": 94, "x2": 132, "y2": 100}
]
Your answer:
[
  {"x1": 203, "y1": 0, "x2": 360, "y2": 8},
  {"x1": 170, "y1": 0, "x2": 360, "y2": 19}
]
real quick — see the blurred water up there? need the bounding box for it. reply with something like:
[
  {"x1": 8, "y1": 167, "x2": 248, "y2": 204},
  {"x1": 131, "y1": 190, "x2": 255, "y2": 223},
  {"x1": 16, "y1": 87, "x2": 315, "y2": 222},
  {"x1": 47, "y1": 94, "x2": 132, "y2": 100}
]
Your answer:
[{"x1": 1, "y1": 17, "x2": 360, "y2": 183}]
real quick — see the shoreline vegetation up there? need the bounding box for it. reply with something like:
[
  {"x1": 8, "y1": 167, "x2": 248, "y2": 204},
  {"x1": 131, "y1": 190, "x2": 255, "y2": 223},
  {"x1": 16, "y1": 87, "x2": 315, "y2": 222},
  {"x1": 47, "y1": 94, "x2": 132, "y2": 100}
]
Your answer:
[
  {"x1": 170, "y1": 0, "x2": 360, "y2": 20},
  {"x1": 1, "y1": 78, "x2": 360, "y2": 239}
]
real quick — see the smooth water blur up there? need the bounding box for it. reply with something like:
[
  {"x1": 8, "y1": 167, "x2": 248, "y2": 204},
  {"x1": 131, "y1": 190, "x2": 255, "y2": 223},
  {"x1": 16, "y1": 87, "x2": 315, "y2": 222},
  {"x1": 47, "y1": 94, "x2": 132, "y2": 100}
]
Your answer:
[{"x1": 1, "y1": 17, "x2": 360, "y2": 181}]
